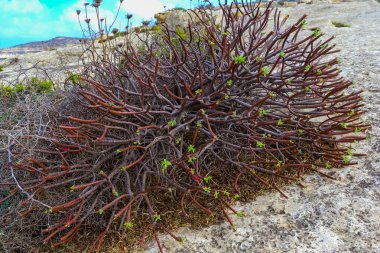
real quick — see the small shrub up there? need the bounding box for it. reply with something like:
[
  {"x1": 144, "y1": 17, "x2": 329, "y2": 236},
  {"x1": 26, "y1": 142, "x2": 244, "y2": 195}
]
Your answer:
[
  {"x1": 28, "y1": 77, "x2": 54, "y2": 93},
  {"x1": 67, "y1": 73, "x2": 81, "y2": 84},
  {"x1": 332, "y1": 21, "x2": 350, "y2": 28},
  {"x1": 172, "y1": 7, "x2": 186, "y2": 11},
  {"x1": 0, "y1": 83, "x2": 15, "y2": 95}
]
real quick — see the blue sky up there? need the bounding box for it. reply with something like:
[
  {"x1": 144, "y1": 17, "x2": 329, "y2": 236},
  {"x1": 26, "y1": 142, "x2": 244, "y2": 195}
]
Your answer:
[{"x1": 0, "y1": 0, "x2": 229, "y2": 48}]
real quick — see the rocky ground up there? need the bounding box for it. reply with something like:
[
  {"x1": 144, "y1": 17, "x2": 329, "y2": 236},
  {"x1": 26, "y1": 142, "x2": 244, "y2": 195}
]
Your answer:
[
  {"x1": 0, "y1": 0, "x2": 379, "y2": 253},
  {"x1": 0, "y1": 37, "x2": 82, "y2": 84},
  {"x1": 146, "y1": 1, "x2": 380, "y2": 253}
]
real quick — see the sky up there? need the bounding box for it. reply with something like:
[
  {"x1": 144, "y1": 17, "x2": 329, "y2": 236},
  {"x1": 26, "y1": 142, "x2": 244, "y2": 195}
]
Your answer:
[{"x1": 0, "y1": 0, "x2": 231, "y2": 48}]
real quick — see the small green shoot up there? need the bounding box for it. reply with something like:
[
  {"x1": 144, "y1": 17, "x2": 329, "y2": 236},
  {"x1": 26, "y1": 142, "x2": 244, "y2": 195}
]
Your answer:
[
  {"x1": 259, "y1": 108, "x2": 267, "y2": 117},
  {"x1": 256, "y1": 141, "x2": 265, "y2": 148},
  {"x1": 233, "y1": 55, "x2": 246, "y2": 64},
  {"x1": 161, "y1": 159, "x2": 172, "y2": 172},
  {"x1": 168, "y1": 119, "x2": 177, "y2": 127},
  {"x1": 261, "y1": 66, "x2": 269, "y2": 77},
  {"x1": 124, "y1": 222, "x2": 134, "y2": 229},
  {"x1": 188, "y1": 144, "x2": 195, "y2": 153},
  {"x1": 203, "y1": 187, "x2": 211, "y2": 193},
  {"x1": 203, "y1": 176, "x2": 212, "y2": 183}
]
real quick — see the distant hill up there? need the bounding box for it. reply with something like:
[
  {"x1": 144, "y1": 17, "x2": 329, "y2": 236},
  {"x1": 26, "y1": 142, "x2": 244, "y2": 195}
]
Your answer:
[
  {"x1": 11, "y1": 36, "x2": 80, "y2": 49},
  {"x1": 0, "y1": 36, "x2": 81, "y2": 56}
]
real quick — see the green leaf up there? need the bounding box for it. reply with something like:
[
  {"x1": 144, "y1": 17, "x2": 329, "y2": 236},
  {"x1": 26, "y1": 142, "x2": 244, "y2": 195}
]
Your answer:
[
  {"x1": 234, "y1": 194, "x2": 240, "y2": 199},
  {"x1": 347, "y1": 109, "x2": 355, "y2": 116},
  {"x1": 124, "y1": 222, "x2": 134, "y2": 229},
  {"x1": 277, "y1": 119, "x2": 283, "y2": 126},
  {"x1": 227, "y1": 80, "x2": 233, "y2": 86},
  {"x1": 233, "y1": 55, "x2": 246, "y2": 64},
  {"x1": 203, "y1": 187, "x2": 211, "y2": 193},
  {"x1": 161, "y1": 159, "x2": 172, "y2": 171},
  {"x1": 179, "y1": 237, "x2": 187, "y2": 245},
  {"x1": 259, "y1": 108, "x2": 267, "y2": 117},
  {"x1": 256, "y1": 141, "x2": 265, "y2": 148},
  {"x1": 168, "y1": 119, "x2": 177, "y2": 127},
  {"x1": 313, "y1": 28, "x2": 321, "y2": 37},
  {"x1": 279, "y1": 51, "x2": 285, "y2": 58},
  {"x1": 261, "y1": 66, "x2": 269, "y2": 77},
  {"x1": 222, "y1": 190, "x2": 230, "y2": 198},
  {"x1": 68, "y1": 73, "x2": 81, "y2": 84},
  {"x1": 176, "y1": 26, "x2": 187, "y2": 40},
  {"x1": 188, "y1": 144, "x2": 195, "y2": 153},
  {"x1": 187, "y1": 156, "x2": 197, "y2": 163},
  {"x1": 203, "y1": 176, "x2": 212, "y2": 183},
  {"x1": 236, "y1": 211, "x2": 244, "y2": 217},
  {"x1": 154, "y1": 214, "x2": 161, "y2": 222},
  {"x1": 305, "y1": 65, "x2": 312, "y2": 71},
  {"x1": 214, "y1": 191, "x2": 219, "y2": 199}
]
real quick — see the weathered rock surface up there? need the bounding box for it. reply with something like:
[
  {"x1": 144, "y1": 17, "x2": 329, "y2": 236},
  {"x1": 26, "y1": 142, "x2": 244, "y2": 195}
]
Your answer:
[
  {"x1": 0, "y1": 37, "x2": 83, "y2": 84},
  {"x1": 146, "y1": 1, "x2": 380, "y2": 252}
]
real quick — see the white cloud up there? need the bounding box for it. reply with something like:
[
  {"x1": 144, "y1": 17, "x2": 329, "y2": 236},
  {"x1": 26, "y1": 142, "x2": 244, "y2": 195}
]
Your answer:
[
  {"x1": 0, "y1": 0, "x2": 48, "y2": 39},
  {"x1": 120, "y1": 0, "x2": 175, "y2": 20},
  {"x1": 60, "y1": 0, "x2": 116, "y2": 34},
  {"x1": 1, "y1": 0, "x2": 44, "y2": 14},
  {"x1": 62, "y1": 1, "x2": 115, "y2": 24}
]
